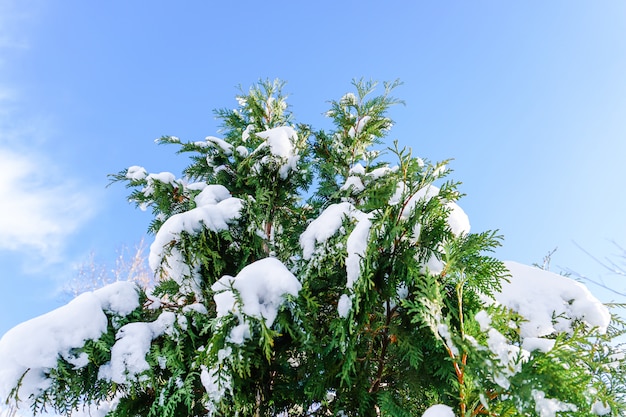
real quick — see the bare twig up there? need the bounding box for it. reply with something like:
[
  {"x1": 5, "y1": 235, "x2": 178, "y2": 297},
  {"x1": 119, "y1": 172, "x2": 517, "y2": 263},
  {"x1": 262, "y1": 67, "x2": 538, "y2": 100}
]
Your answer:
[{"x1": 565, "y1": 241, "x2": 626, "y2": 297}]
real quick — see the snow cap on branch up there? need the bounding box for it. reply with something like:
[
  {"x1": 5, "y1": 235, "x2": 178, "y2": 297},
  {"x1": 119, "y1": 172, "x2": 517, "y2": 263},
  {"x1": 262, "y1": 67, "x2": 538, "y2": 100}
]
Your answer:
[
  {"x1": 422, "y1": 404, "x2": 455, "y2": 417},
  {"x1": 253, "y1": 126, "x2": 300, "y2": 179},
  {"x1": 391, "y1": 183, "x2": 470, "y2": 237},
  {"x1": 149, "y1": 184, "x2": 243, "y2": 295},
  {"x1": 212, "y1": 257, "x2": 301, "y2": 344},
  {"x1": 0, "y1": 281, "x2": 140, "y2": 402},
  {"x1": 98, "y1": 311, "x2": 176, "y2": 384},
  {"x1": 499, "y1": 261, "x2": 610, "y2": 337}
]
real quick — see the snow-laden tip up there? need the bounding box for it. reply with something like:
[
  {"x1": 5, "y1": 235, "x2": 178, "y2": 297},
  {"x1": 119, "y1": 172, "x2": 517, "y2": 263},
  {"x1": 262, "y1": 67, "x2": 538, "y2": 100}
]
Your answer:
[
  {"x1": 340, "y1": 175, "x2": 365, "y2": 193},
  {"x1": 498, "y1": 261, "x2": 610, "y2": 337},
  {"x1": 212, "y1": 257, "x2": 301, "y2": 344},
  {"x1": 422, "y1": 404, "x2": 455, "y2": 417},
  {"x1": 99, "y1": 311, "x2": 176, "y2": 384},
  {"x1": 149, "y1": 185, "x2": 243, "y2": 283},
  {"x1": 0, "y1": 281, "x2": 140, "y2": 401},
  {"x1": 254, "y1": 126, "x2": 300, "y2": 179},
  {"x1": 299, "y1": 202, "x2": 354, "y2": 260},
  {"x1": 205, "y1": 136, "x2": 233, "y2": 155},
  {"x1": 391, "y1": 183, "x2": 470, "y2": 237},
  {"x1": 126, "y1": 165, "x2": 147, "y2": 181}
]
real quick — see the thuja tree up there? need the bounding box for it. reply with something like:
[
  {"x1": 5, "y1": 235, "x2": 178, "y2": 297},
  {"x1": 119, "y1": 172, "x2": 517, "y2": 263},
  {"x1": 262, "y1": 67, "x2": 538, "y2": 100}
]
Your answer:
[{"x1": 0, "y1": 80, "x2": 625, "y2": 417}]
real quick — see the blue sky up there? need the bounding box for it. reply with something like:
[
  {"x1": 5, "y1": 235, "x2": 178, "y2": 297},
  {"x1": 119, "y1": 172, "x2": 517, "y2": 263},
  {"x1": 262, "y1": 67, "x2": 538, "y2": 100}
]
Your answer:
[{"x1": 1, "y1": 1, "x2": 626, "y2": 335}]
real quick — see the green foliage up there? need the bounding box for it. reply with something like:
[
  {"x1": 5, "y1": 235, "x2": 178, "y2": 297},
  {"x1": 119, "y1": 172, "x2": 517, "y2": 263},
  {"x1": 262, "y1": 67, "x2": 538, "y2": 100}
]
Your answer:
[{"x1": 6, "y1": 79, "x2": 626, "y2": 417}]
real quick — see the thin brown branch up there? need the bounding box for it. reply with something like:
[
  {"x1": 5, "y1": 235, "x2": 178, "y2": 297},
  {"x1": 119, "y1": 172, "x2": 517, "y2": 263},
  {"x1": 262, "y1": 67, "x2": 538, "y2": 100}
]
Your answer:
[{"x1": 368, "y1": 300, "x2": 395, "y2": 393}]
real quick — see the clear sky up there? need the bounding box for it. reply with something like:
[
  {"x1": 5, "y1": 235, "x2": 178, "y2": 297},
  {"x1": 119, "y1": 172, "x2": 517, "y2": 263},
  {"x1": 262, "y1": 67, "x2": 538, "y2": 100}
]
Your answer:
[{"x1": 1, "y1": 1, "x2": 626, "y2": 336}]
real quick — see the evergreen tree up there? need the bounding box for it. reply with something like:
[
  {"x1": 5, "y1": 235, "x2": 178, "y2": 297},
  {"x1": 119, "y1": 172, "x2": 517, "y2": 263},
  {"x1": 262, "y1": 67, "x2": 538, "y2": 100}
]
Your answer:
[{"x1": 0, "y1": 79, "x2": 624, "y2": 417}]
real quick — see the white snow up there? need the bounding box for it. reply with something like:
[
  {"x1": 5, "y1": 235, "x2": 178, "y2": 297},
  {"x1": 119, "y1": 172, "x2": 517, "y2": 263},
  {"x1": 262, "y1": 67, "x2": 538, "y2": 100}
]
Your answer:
[
  {"x1": 337, "y1": 294, "x2": 352, "y2": 318},
  {"x1": 340, "y1": 176, "x2": 365, "y2": 193},
  {"x1": 462, "y1": 261, "x2": 612, "y2": 389},
  {"x1": 99, "y1": 312, "x2": 176, "y2": 384},
  {"x1": 300, "y1": 202, "x2": 354, "y2": 260},
  {"x1": 591, "y1": 400, "x2": 611, "y2": 415},
  {"x1": 201, "y1": 345, "x2": 233, "y2": 416},
  {"x1": 445, "y1": 202, "x2": 471, "y2": 237},
  {"x1": 474, "y1": 310, "x2": 491, "y2": 331},
  {"x1": 186, "y1": 181, "x2": 207, "y2": 191},
  {"x1": 437, "y1": 323, "x2": 459, "y2": 356},
  {"x1": 498, "y1": 261, "x2": 610, "y2": 338},
  {"x1": 349, "y1": 163, "x2": 366, "y2": 176},
  {"x1": 212, "y1": 257, "x2": 302, "y2": 344},
  {"x1": 0, "y1": 281, "x2": 139, "y2": 402},
  {"x1": 532, "y1": 389, "x2": 577, "y2": 417},
  {"x1": 70, "y1": 398, "x2": 119, "y2": 417},
  {"x1": 347, "y1": 115, "x2": 371, "y2": 138},
  {"x1": 257, "y1": 126, "x2": 297, "y2": 161},
  {"x1": 340, "y1": 92, "x2": 357, "y2": 106},
  {"x1": 366, "y1": 165, "x2": 397, "y2": 180},
  {"x1": 299, "y1": 202, "x2": 373, "y2": 317},
  {"x1": 254, "y1": 126, "x2": 300, "y2": 179},
  {"x1": 201, "y1": 364, "x2": 229, "y2": 413},
  {"x1": 485, "y1": 328, "x2": 527, "y2": 389},
  {"x1": 345, "y1": 210, "x2": 373, "y2": 289},
  {"x1": 205, "y1": 136, "x2": 233, "y2": 155},
  {"x1": 356, "y1": 115, "x2": 371, "y2": 134},
  {"x1": 422, "y1": 253, "x2": 445, "y2": 276},
  {"x1": 94, "y1": 281, "x2": 144, "y2": 316},
  {"x1": 126, "y1": 165, "x2": 147, "y2": 181},
  {"x1": 182, "y1": 303, "x2": 208, "y2": 315},
  {"x1": 337, "y1": 211, "x2": 372, "y2": 323},
  {"x1": 142, "y1": 171, "x2": 179, "y2": 197},
  {"x1": 236, "y1": 145, "x2": 249, "y2": 157},
  {"x1": 422, "y1": 404, "x2": 455, "y2": 417},
  {"x1": 477, "y1": 261, "x2": 609, "y2": 388},
  {"x1": 193, "y1": 184, "x2": 232, "y2": 207},
  {"x1": 432, "y1": 164, "x2": 447, "y2": 178},
  {"x1": 390, "y1": 182, "x2": 470, "y2": 237},
  {"x1": 146, "y1": 171, "x2": 176, "y2": 185},
  {"x1": 149, "y1": 191, "x2": 243, "y2": 293},
  {"x1": 521, "y1": 337, "x2": 556, "y2": 353},
  {"x1": 242, "y1": 124, "x2": 254, "y2": 142},
  {"x1": 339, "y1": 93, "x2": 357, "y2": 106}
]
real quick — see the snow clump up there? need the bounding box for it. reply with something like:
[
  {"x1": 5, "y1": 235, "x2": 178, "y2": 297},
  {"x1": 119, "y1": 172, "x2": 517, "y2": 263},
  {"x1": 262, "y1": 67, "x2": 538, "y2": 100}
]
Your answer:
[
  {"x1": 299, "y1": 202, "x2": 372, "y2": 318},
  {"x1": 532, "y1": 389, "x2": 577, "y2": 417},
  {"x1": 498, "y1": 261, "x2": 610, "y2": 337},
  {"x1": 0, "y1": 281, "x2": 140, "y2": 402},
  {"x1": 212, "y1": 257, "x2": 302, "y2": 344},
  {"x1": 390, "y1": 182, "x2": 470, "y2": 237},
  {"x1": 126, "y1": 165, "x2": 147, "y2": 181},
  {"x1": 98, "y1": 311, "x2": 176, "y2": 384},
  {"x1": 205, "y1": 136, "x2": 233, "y2": 155},
  {"x1": 299, "y1": 202, "x2": 355, "y2": 260},
  {"x1": 422, "y1": 404, "x2": 455, "y2": 417},
  {"x1": 253, "y1": 126, "x2": 300, "y2": 179},
  {"x1": 149, "y1": 184, "x2": 243, "y2": 296}
]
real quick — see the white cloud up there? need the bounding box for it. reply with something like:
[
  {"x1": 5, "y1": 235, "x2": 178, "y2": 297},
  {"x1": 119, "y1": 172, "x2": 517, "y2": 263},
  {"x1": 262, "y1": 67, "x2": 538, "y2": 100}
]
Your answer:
[
  {"x1": 0, "y1": 85, "x2": 98, "y2": 263},
  {"x1": 0, "y1": 147, "x2": 97, "y2": 260},
  {"x1": 0, "y1": 1, "x2": 99, "y2": 267}
]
